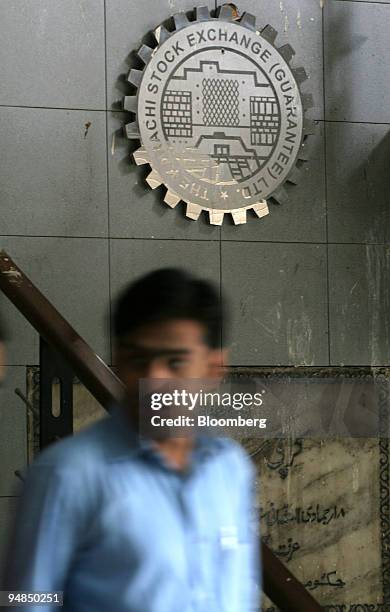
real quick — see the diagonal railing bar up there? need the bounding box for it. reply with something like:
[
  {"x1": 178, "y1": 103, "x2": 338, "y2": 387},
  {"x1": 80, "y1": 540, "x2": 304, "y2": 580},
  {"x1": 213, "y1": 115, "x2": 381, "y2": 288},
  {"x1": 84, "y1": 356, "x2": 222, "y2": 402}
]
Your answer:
[
  {"x1": 0, "y1": 250, "x2": 323, "y2": 611},
  {"x1": 0, "y1": 250, "x2": 123, "y2": 409}
]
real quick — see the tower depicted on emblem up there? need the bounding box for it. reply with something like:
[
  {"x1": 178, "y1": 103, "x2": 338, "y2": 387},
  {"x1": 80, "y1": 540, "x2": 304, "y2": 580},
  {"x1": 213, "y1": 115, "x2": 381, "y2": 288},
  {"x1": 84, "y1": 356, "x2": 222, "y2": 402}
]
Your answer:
[
  {"x1": 161, "y1": 58, "x2": 281, "y2": 184},
  {"x1": 124, "y1": 5, "x2": 314, "y2": 225}
]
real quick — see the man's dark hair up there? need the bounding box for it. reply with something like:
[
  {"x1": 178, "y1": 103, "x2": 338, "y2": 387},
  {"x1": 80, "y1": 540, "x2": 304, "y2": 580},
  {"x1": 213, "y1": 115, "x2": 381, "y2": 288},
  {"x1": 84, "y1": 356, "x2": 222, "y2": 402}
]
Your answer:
[{"x1": 113, "y1": 268, "x2": 226, "y2": 348}]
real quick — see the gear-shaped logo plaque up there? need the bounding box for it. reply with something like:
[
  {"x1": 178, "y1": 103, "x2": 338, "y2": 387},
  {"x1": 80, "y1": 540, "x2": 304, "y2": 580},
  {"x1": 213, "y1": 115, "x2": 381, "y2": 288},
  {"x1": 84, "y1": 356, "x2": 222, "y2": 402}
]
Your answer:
[{"x1": 125, "y1": 5, "x2": 313, "y2": 225}]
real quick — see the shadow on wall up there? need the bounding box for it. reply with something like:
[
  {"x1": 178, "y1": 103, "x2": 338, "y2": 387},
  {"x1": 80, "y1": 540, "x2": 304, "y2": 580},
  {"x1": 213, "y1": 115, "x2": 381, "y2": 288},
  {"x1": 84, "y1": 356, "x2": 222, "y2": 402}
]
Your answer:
[
  {"x1": 327, "y1": 129, "x2": 390, "y2": 366},
  {"x1": 360, "y1": 134, "x2": 390, "y2": 243},
  {"x1": 324, "y1": 0, "x2": 390, "y2": 243},
  {"x1": 362, "y1": 132, "x2": 390, "y2": 244},
  {"x1": 364, "y1": 131, "x2": 390, "y2": 365},
  {"x1": 325, "y1": 3, "x2": 367, "y2": 119},
  {"x1": 325, "y1": 0, "x2": 390, "y2": 366}
]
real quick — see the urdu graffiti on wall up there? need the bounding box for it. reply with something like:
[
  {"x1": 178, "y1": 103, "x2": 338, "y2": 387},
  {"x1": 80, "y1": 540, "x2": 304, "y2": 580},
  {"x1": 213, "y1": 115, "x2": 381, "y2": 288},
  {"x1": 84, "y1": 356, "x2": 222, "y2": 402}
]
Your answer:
[{"x1": 124, "y1": 4, "x2": 314, "y2": 225}]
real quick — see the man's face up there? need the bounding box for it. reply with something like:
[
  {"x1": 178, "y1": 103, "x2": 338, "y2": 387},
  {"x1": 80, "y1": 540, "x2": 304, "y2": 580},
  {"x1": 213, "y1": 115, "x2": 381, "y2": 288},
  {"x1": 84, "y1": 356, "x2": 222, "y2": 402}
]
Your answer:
[{"x1": 115, "y1": 319, "x2": 226, "y2": 408}]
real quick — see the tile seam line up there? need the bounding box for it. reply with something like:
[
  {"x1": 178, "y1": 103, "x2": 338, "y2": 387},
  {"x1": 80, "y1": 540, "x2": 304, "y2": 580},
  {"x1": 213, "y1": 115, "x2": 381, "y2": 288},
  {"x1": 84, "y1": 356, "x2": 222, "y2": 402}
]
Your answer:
[
  {"x1": 103, "y1": 0, "x2": 112, "y2": 364},
  {"x1": 0, "y1": 496, "x2": 21, "y2": 499},
  {"x1": 2, "y1": 236, "x2": 390, "y2": 246},
  {"x1": 319, "y1": 119, "x2": 390, "y2": 126},
  {"x1": 1, "y1": 107, "x2": 388, "y2": 127},
  {"x1": 0, "y1": 104, "x2": 107, "y2": 112},
  {"x1": 0, "y1": 235, "x2": 218, "y2": 242},
  {"x1": 323, "y1": 0, "x2": 331, "y2": 366},
  {"x1": 332, "y1": 0, "x2": 390, "y2": 5},
  {"x1": 228, "y1": 363, "x2": 390, "y2": 367},
  {"x1": 5, "y1": 363, "x2": 389, "y2": 367}
]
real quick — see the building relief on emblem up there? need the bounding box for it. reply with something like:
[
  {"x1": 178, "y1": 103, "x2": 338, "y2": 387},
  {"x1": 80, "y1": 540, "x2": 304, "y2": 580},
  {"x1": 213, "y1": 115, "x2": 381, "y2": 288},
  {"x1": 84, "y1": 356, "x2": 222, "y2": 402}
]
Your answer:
[{"x1": 124, "y1": 5, "x2": 314, "y2": 225}]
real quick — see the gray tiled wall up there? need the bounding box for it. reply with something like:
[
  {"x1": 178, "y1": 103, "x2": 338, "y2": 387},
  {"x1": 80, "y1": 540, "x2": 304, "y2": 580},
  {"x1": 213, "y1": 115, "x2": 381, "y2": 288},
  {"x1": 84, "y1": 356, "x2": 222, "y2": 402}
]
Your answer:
[
  {"x1": 324, "y1": 1, "x2": 390, "y2": 123},
  {"x1": 0, "y1": 498, "x2": 18, "y2": 580},
  {"x1": 0, "y1": 1, "x2": 106, "y2": 109},
  {"x1": 0, "y1": 0, "x2": 389, "y2": 561}
]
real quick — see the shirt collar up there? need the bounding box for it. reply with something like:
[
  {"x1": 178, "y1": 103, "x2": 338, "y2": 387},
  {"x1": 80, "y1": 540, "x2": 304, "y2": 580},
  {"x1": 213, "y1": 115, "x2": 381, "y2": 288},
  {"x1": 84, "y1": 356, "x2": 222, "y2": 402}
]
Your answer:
[{"x1": 109, "y1": 404, "x2": 225, "y2": 469}]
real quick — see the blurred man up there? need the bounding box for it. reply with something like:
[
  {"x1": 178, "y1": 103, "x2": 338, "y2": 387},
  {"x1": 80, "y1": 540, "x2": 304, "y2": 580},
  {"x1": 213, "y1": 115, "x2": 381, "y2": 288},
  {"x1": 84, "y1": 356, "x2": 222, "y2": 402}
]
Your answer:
[{"x1": 4, "y1": 269, "x2": 260, "y2": 611}]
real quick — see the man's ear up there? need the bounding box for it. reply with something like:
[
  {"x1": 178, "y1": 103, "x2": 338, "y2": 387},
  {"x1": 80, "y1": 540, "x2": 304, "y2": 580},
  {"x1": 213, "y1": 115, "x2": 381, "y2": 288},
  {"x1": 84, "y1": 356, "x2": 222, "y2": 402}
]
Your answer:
[{"x1": 208, "y1": 348, "x2": 229, "y2": 379}]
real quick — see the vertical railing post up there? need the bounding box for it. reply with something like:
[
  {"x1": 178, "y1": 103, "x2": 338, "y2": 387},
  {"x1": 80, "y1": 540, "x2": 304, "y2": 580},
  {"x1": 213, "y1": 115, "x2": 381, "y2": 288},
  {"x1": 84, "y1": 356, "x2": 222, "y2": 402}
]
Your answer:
[{"x1": 39, "y1": 337, "x2": 74, "y2": 449}]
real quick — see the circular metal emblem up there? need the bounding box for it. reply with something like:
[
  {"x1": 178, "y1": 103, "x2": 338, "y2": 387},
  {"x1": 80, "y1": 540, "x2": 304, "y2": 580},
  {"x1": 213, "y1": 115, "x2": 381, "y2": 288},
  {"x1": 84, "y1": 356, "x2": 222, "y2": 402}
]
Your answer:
[{"x1": 125, "y1": 5, "x2": 313, "y2": 225}]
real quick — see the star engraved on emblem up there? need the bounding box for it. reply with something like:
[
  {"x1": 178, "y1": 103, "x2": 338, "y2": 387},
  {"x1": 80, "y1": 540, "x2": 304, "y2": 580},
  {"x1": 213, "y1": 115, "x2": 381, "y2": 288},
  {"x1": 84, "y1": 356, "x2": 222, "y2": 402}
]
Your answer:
[{"x1": 220, "y1": 191, "x2": 229, "y2": 200}]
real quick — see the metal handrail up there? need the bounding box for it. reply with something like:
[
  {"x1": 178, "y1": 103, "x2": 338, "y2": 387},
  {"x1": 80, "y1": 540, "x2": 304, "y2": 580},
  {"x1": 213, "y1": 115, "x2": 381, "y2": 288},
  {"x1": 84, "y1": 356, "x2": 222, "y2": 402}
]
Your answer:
[
  {"x1": 0, "y1": 250, "x2": 123, "y2": 409},
  {"x1": 0, "y1": 250, "x2": 323, "y2": 612}
]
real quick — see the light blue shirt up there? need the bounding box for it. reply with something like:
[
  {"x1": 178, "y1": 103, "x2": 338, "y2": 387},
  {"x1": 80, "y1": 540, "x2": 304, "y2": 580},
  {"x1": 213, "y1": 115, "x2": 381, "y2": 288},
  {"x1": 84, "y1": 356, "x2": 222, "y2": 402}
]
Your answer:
[{"x1": 4, "y1": 407, "x2": 260, "y2": 611}]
